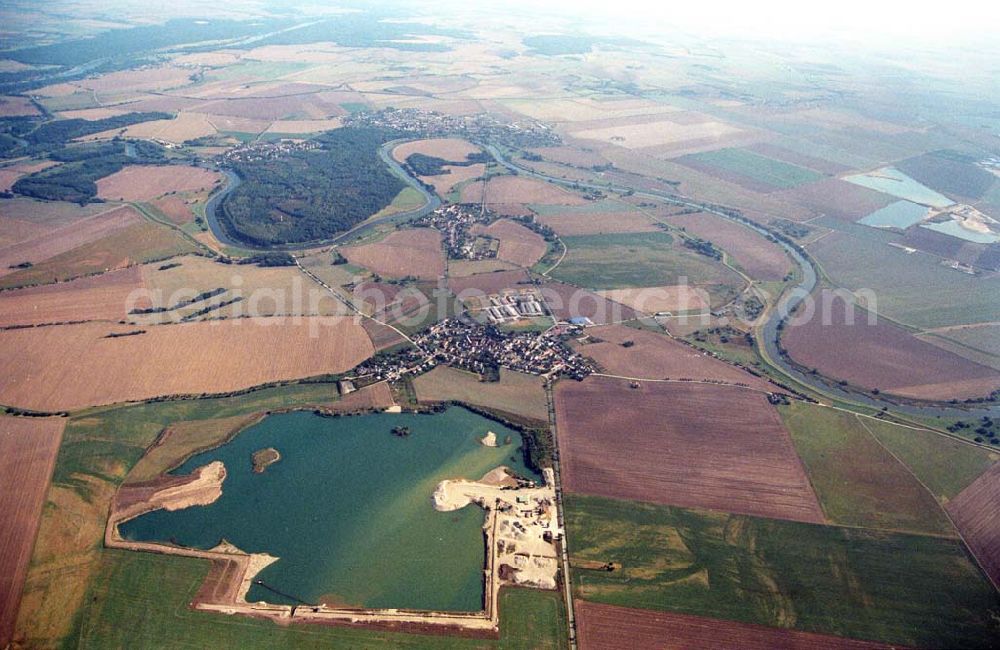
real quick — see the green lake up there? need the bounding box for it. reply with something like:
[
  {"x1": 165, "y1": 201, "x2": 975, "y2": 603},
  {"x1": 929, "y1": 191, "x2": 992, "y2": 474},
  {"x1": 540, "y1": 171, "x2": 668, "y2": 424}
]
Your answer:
[{"x1": 119, "y1": 407, "x2": 537, "y2": 611}]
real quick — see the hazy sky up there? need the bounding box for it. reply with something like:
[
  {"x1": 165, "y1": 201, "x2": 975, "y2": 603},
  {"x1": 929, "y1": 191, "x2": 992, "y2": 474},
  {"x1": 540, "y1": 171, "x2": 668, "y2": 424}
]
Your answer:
[{"x1": 503, "y1": 0, "x2": 1000, "y2": 48}]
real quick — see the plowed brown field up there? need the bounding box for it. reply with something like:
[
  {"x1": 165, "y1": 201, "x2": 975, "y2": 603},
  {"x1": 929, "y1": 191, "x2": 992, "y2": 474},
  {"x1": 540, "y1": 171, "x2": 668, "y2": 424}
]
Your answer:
[
  {"x1": 477, "y1": 219, "x2": 547, "y2": 267},
  {"x1": 342, "y1": 228, "x2": 445, "y2": 280},
  {"x1": 0, "y1": 416, "x2": 64, "y2": 647},
  {"x1": 0, "y1": 205, "x2": 139, "y2": 276},
  {"x1": 666, "y1": 211, "x2": 791, "y2": 280},
  {"x1": 0, "y1": 317, "x2": 374, "y2": 412},
  {"x1": 539, "y1": 281, "x2": 636, "y2": 325},
  {"x1": 575, "y1": 325, "x2": 771, "y2": 389},
  {"x1": 448, "y1": 268, "x2": 529, "y2": 294},
  {"x1": 947, "y1": 462, "x2": 1000, "y2": 590},
  {"x1": 461, "y1": 175, "x2": 587, "y2": 206},
  {"x1": 575, "y1": 602, "x2": 893, "y2": 650},
  {"x1": 783, "y1": 291, "x2": 999, "y2": 400},
  {"x1": 538, "y1": 210, "x2": 659, "y2": 236},
  {"x1": 555, "y1": 376, "x2": 824, "y2": 522}
]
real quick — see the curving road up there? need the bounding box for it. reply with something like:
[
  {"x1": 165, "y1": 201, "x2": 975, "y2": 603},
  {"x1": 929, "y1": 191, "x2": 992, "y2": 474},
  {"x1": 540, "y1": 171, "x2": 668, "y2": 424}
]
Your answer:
[{"x1": 482, "y1": 144, "x2": 1000, "y2": 419}]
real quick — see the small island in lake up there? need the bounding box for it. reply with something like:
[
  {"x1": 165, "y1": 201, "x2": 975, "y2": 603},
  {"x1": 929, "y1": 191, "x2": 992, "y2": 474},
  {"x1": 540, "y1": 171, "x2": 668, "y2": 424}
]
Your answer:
[
  {"x1": 391, "y1": 426, "x2": 412, "y2": 438},
  {"x1": 251, "y1": 447, "x2": 281, "y2": 473}
]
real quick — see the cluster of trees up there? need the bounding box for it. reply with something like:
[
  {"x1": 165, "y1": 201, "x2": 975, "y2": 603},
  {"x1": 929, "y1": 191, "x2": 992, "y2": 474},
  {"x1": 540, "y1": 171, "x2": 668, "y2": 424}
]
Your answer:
[
  {"x1": 683, "y1": 236, "x2": 723, "y2": 260},
  {"x1": 219, "y1": 127, "x2": 407, "y2": 247},
  {"x1": 12, "y1": 139, "x2": 168, "y2": 203},
  {"x1": 403, "y1": 151, "x2": 490, "y2": 177},
  {"x1": 0, "y1": 112, "x2": 171, "y2": 159}
]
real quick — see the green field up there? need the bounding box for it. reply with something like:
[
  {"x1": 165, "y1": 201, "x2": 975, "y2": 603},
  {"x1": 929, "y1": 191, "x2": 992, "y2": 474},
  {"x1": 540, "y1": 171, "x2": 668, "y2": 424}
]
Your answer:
[
  {"x1": 810, "y1": 232, "x2": 1000, "y2": 328},
  {"x1": 683, "y1": 148, "x2": 824, "y2": 189},
  {"x1": 779, "y1": 403, "x2": 954, "y2": 535},
  {"x1": 68, "y1": 550, "x2": 565, "y2": 649},
  {"x1": 860, "y1": 418, "x2": 997, "y2": 501},
  {"x1": 551, "y1": 231, "x2": 743, "y2": 294},
  {"x1": 566, "y1": 494, "x2": 1000, "y2": 648}
]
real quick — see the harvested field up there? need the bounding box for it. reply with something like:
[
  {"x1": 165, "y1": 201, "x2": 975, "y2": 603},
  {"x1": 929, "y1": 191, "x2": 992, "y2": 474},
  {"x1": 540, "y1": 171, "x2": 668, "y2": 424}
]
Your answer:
[
  {"x1": 0, "y1": 266, "x2": 144, "y2": 327},
  {"x1": 265, "y1": 119, "x2": 343, "y2": 134},
  {"x1": 783, "y1": 291, "x2": 999, "y2": 400},
  {"x1": 0, "y1": 95, "x2": 40, "y2": 117},
  {"x1": 0, "y1": 161, "x2": 58, "y2": 192},
  {"x1": 391, "y1": 138, "x2": 481, "y2": 163},
  {"x1": 149, "y1": 195, "x2": 198, "y2": 226},
  {"x1": 448, "y1": 268, "x2": 532, "y2": 297},
  {"x1": 0, "y1": 200, "x2": 118, "y2": 250},
  {"x1": 341, "y1": 228, "x2": 445, "y2": 280},
  {"x1": 350, "y1": 281, "x2": 428, "y2": 319},
  {"x1": 574, "y1": 325, "x2": 770, "y2": 389},
  {"x1": 461, "y1": 176, "x2": 587, "y2": 207},
  {"x1": 539, "y1": 281, "x2": 636, "y2": 325},
  {"x1": 55, "y1": 107, "x2": 130, "y2": 120},
  {"x1": 575, "y1": 602, "x2": 892, "y2": 650},
  {"x1": 501, "y1": 97, "x2": 677, "y2": 123},
  {"x1": 595, "y1": 286, "x2": 709, "y2": 314},
  {"x1": 447, "y1": 259, "x2": 518, "y2": 277},
  {"x1": 0, "y1": 416, "x2": 64, "y2": 648},
  {"x1": 555, "y1": 376, "x2": 824, "y2": 522},
  {"x1": 0, "y1": 317, "x2": 374, "y2": 412},
  {"x1": 83, "y1": 111, "x2": 217, "y2": 143},
  {"x1": 0, "y1": 205, "x2": 141, "y2": 278},
  {"x1": 138, "y1": 254, "x2": 350, "y2": 321},
  {"x1": 426, "y1": 163, "x2": 486, "y2": 197},
  {"x1": 189, "y1": 94, "x2": 334, "y2": 122},
  {"x1": 0, "y1": 219, "x2": 196, "y2": 289},
  {"x1": 477, "y1": 219, "x2": 547, "y2": 267},
  {"x1": 75, "y1": 66, "x2": 194, "y2": 95},
  {"x1": 538, "y1": 210, "x2": 659, "y2": 236},
  {"x1": 413, "y1": 366, "x2": 548, "y2": 422},
  {"x1": 777, "y1": 178, "x2": 895, "y2": 221},
  {"x1": 569, "y1": 118, "x2": 744, "y2": 151},
  {"x1": 96, "y1": 166, "x2": 222, "y2": 202},
  {"x1": 946, "y1": 462, "x2": 1000, "y2": 589},
  {"x1": 525, "y1": 146, "x2": 609, "y2": 168},
  {"x1": 665, "y1": 212, "x2": 792, "y2": 280}
]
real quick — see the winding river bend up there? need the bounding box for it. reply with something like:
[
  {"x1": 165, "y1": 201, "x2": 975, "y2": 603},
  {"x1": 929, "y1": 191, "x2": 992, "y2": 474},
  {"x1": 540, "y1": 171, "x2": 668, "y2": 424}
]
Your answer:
[
  {"x1": 202, "y1": 140, "x2": 440, "y2": 252},
  {"x1": 481, "y1": 145, "x2": 999, "y2": 419},
  {"x1": 206, "y1": 135, "x2": 996, "y2": 418}
]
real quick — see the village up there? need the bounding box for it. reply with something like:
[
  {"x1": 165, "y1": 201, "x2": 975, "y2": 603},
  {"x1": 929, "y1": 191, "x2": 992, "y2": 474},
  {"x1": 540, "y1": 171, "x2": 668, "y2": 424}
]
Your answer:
[
  {"x1": 413, "y1": 204, "x2": 499, "y2": 260},
  {"x1": 344, "y1": 107, "x2": 561, "y2": 149},
  {"x1": 348, "y1": 315, "x2": 596, "y2": 386}
]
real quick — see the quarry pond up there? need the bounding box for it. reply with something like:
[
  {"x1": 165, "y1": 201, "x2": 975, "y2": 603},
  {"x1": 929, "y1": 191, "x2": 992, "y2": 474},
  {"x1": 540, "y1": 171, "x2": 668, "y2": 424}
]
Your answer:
[{"x1": 118, "y1": 406, "x2": 537, "y2": 611}]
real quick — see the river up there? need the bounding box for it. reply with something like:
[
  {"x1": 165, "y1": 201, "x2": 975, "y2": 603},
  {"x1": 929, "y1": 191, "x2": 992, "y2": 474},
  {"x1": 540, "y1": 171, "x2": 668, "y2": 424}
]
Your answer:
[
  {"x1": 202, "y1": 141, "x2": 439, "y2": 252},
  {"x1": 481, "y1": 144, "x2": 1000, "y2": 419}
]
